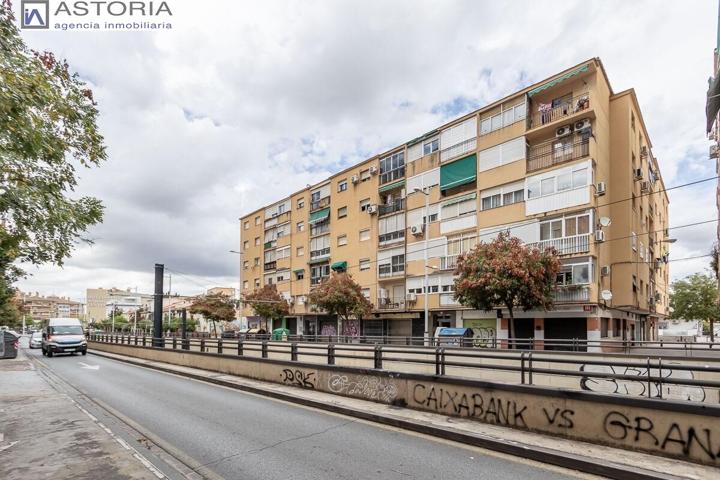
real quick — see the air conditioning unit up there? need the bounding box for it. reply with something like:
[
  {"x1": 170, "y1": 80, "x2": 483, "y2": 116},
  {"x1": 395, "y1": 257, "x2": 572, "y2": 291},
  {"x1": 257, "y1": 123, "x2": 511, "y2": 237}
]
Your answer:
[
  {"x1": 410, "y1": 224, "x2": 424, "y2": 236},
  {"x1": 711, "y1": 145, "x2": 719, "y2": 159},
  {"x1": 600, "y1": 265, "x2": 611, "y2": 276},
  {"x1": 351, "y1": 175, "x2": 359, "y2": 184},
  {"x1": 640, "y1": 181, "x2": 649, "y2": 192},
  {"x1": 555, "y1": 125, "x2": 573, "y2": 137},
  {"x1": 406, "y1": 293, "x2": 417, "y2": 302},
  {"x1": 595, "y1": 181, "x2": 606, "y2": 196},
  {"x1": 369, "y1": 165, "x2": 379, "y2": 175},
  {"x1": 367, "y1": 204, "x2": 378, "y2": 214},
  {"x1": 594, "y1": 230, "x2": 606, "y2": 242},
  {"x1": 574, "y1": 118, "x2": 591, "y2": 132},
  {"x1": 633, "y1": 168, "x2": 643, "y2": 180}
]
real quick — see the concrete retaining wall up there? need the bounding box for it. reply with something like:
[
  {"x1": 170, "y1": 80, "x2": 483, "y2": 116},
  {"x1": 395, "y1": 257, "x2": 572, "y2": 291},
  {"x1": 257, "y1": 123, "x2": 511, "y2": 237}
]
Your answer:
[{"x1": 90, "y1": 341, "x2": 720, "y2": 466}]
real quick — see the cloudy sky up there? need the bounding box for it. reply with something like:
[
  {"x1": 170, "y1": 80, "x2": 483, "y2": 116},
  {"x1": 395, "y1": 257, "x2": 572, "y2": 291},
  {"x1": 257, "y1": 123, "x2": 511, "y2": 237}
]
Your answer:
[{"x1": 15, "y1": 0, "x2": 719, "y2": 302}]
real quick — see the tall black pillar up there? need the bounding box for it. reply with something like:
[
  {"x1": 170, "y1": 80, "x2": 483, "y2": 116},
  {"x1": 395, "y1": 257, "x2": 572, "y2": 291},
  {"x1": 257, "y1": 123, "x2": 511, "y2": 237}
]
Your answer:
[{"x1": 153, "y1": 263, "x2": 164, "y2": 347}]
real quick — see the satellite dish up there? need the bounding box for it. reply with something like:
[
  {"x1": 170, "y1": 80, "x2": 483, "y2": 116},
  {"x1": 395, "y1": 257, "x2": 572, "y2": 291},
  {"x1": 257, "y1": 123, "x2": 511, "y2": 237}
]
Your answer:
[
  {"x1": 599, "y1": 217, "x2": 612, "y2": 227},
  {"x1": 601, "y1": 290, "x2": 613, "y2": 301}
]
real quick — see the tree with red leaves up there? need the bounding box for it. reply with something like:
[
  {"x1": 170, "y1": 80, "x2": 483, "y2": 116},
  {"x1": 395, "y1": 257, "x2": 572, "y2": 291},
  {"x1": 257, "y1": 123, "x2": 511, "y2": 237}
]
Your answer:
[
  {"x1": 454, "y1": 232, "x2": 561, "y2": 346},
  {"x1": 308, "y1": 272, "x2": 372, "y2": 335},
  {"x1": 243, "y1": 284, "x2": 290, "y2": 331}
]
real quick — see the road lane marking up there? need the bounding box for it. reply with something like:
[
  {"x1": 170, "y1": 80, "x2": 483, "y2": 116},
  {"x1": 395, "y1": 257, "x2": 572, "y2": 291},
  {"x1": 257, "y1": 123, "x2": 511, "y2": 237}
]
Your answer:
[{"x1": 78, "y1": 362, "x2": 100, "y2": 370}]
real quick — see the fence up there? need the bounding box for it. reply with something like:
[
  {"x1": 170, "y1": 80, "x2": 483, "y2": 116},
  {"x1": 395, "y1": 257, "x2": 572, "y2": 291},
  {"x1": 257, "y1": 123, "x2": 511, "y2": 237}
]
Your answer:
[{"x1": 90, "y1": 333, "x2": 720, "y2": 404}]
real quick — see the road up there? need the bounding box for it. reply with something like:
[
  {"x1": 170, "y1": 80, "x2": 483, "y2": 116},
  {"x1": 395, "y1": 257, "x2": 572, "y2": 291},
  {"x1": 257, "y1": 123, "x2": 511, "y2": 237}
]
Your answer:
[{"x1": 23, "y1": 342, "x2": 589, "y2": 480}]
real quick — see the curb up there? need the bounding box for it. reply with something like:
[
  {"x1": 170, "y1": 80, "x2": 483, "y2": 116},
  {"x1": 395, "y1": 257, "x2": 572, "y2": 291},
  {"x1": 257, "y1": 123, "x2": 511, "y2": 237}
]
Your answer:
[{"x1": 89, "y1": 350, "x2": 680, "y2": 480}]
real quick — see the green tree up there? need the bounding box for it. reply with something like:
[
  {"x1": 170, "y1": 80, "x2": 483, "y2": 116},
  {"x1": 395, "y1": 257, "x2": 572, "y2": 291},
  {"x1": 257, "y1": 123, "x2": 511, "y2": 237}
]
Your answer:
[
  {"x1": 243, "y1": 284, "x2": 289, "y2": 331},
  {"x1": 307, "y1": 272, "x2": 372, "y2": 334},
  {"x1": 189, "y1": 293, "x2": 236, "y2": 336},
  {"x1": 454, "y1": 232, "x2": 561, "y2": 347},
  {"x1": 0, "y1": 1, "x2": 106, "y2": 317},
  {"x1": 670, "y1": 273, "x2": 720, "y2": 340}
]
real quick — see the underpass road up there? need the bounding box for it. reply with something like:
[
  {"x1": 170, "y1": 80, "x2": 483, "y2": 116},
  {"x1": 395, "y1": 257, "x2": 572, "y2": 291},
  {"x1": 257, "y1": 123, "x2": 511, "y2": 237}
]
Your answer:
[{"x1": 25, "y1": 347, "x2": 593, "y2": 480}]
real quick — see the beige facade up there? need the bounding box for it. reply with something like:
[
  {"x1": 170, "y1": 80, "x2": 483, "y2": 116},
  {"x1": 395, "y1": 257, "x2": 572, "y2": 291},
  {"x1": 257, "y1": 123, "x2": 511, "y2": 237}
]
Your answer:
[
  {"x1": 86, "y1": 287, "x2": 154, "y2": 324},
  {"x1": 239, "y1": 58, "x2": 670, "y2": 349},
  {"x1": 19, "y1": 292, "x2": 82, "y2": 322}
]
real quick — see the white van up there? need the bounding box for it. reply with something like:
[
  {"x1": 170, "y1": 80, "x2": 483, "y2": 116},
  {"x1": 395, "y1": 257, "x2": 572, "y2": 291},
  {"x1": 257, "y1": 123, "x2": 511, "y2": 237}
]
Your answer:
[{"x1": 42, "y1": 318, "x2": 87, "y2": 357}]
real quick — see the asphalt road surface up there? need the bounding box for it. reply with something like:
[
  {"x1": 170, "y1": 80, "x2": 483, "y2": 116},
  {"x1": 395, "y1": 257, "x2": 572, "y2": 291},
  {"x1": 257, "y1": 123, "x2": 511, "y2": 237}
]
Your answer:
[{"x1": 24, "y1": 344, "x2": 590, "y2": 480}]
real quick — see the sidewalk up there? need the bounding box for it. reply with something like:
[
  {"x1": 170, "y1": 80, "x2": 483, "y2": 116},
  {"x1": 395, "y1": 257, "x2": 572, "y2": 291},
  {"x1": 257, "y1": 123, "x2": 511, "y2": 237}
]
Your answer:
[
  {"x1": 0, "y1": 349, "x2": 157, "y2": 480},
  {"x1": 90, "y1": 349, "x2": 718, "y2": 480}
]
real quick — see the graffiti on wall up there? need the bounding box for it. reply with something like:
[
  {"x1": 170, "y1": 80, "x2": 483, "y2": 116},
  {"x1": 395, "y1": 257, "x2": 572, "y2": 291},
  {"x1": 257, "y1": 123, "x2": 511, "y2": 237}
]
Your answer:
[
  {"x1": 580, "y1": 364, "x2": 706, "y2": 402},
  {"x1": 463, "y1": 319, "x2": 496, "y2": 348},
  {"x1": 328, "y1": 374, "x2": 398, "y2": 403},
  {"x1": 320, "y1": 321, "x2": 337, "y2": 336},
  {"x1": 342, "y1": 320, "x2": 360, "y2": 337},
  {"x1": 281, "y1": 369, "x2": 316, "y2": 389}
]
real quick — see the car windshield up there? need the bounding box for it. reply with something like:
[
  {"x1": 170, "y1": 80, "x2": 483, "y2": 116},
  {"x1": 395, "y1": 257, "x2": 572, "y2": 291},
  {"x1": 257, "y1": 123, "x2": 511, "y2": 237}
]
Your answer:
[
  {"x1": 49, "y1": 326, "x2": 83, "y2": 335},
  {"x1": 31, "y1": 332, "x2": 42, "y2": 339}
]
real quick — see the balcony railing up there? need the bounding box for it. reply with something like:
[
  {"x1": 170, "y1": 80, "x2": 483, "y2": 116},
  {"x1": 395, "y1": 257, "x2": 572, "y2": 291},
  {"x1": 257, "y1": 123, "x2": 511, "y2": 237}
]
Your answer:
[
  {"x1": 378, "y1": 199, "x2": 405, "y2": 216},
  {"x1": 440, "y1": 254, "x2": 460, "y2": 270},
  {"x1": 527, "y1": 234, "x2": 591, "y2": 255},
  {"x1": 310, "y1": 196, "x2": 330, "y2": 211},
  {"x1": 440, "y1": 137, "x2": 477, "y2": 163},
  {"x1": 527, "y1": 136, "x2": 590, "y2": 172},
  {"x1": 530, "y1": 93, "x2": 590, "y2": 129},
  {"x1": 310, "y1": 248, "x2": 330, "y2": 260},
  {"x1": 376, "y1": 297, "x2": 405, "y2": 310},
  {"x1": 263, "y1": 261, "x2": 277, "y2": 271},
  {"x1": 554, "y1": 286, "x2": 590, "y2": 302}
]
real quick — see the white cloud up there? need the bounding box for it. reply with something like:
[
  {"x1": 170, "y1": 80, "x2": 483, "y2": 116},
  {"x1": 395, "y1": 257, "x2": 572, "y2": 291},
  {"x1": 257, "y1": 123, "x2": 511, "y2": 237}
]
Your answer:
[{"x1": 15, "y1": 0, "x2": 718, "y2": 301}]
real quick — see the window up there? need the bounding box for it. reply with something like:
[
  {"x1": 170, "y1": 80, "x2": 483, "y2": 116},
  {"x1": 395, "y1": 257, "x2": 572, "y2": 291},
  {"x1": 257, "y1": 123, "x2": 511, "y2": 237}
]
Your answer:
[
  {"x1": 243, "y1": 260, "x2": 249, "y2": 270},
  {"x1": 379, "y1": 254, "x2": 405, "y2": 277},
  {"x1": 361, "y1": 288, "x2": 370, "y2": 299},
  {"x1": 276, "y1": 246, "x2": 290, "y2": 259},
  {"x1": 243, "y1": 240, "x2": 249, "y2": 250},
  {"x1": 254, "y1": 278, "x2": 260, "y2": 288},
  {"x1": 478, "y1": 137, "x2": 526, "y2": 172},
  {"x1": 278, "y1": 203, "x2": 285, "y2": 214},
  {"x1": 539, "y1": 213, "x2": 590, "y2": 240},
  {"x1": 255, "y1": 237, "x2": 260, "y2": 246},
  {"x1": 379, "y1": 213, "x2": 405, "y2": 244},
  {"x1": 440, "y1": 196, "x2": 476, "y2": 220},
  {"x1": 360, "y1": 198, "x2": 371, "y2": 212},
  {"x1": 244, "y1": 221, "x2": 249, "y2": 230},
  {"x1": 338, "y1": 235, "x2": 348, "y2": 246},
  {"x1": 480, "y1": 102, "x2": 526, "y2": 135},
  {"x1": 297, "y1": 198, "x2": 305, "y2": 209},
  {"x1": 613, "y1": 318, "x2": 620, "y2": 337},
  {"x1": 311, "y1": 219, "x2": 329, "y2": 236},
  {"x1": 556, "y1": 258, "x2": 591, "y2": 285},
  {"x1": 310, "y1": 235, "x2": 330, "y2": 258},
  {"x1": 481, "y1": 182, "x2": 524, "y2": 210},
  {"x1": 360, "y1": 169, "x2": 371, "y2": 181},
  {"x1": 311, "y1": 264, "x2": 330, "y2": 285},
  {"x1": 255, "y1": 216, "x2": 261, "y2": 225},
  {"x1": 297, "y1": 221, "x2": 304, "y2": 232},
  {"x1": 338, "y1": 180, "x2": 348, "y2": 192},
  {"x1": 631, "y1": 111, "x2": 636, "y2": 131},
  {"x1": 601, "y1": 318, "x2": 609, "y2": 338},
  {"x1": 254, "y1": 257, "x2": 260, "y2": 266},
  {"x1": 379, "y1": 151, "x2": 405, "y2": 184},
  {"x1": 296, "y1": 271, "x2": 304, "y2": 280},
  {"x1": 359, "y1": 229, "x2": 370, "y2": 241},
  {"x1": 296, "y1": 246, "x2": 304, "y2": 257},
  {"x1": 243, "y1": 280, "x2": 249, "y2": 289},
  {"x1": 423, "y1": 138, "x2": 439, "y2": 155},
  {"x1": 481, "y1": 194, "x2": 501, "y2": 210},
  {"x1": 631, "y1": 232, "x2": 637, "y2": 251},
  {"x1": 360, "y1": 259, "x2": 370, "y2": 271},
  {"x1": 447, "y1": 233, "x2": 477, "y2": 256},
  {"x1": 527, "y1": 164, "x2": 589, "y2": 199},
  {"x1": 338, "y1": 206, "x2": 347, "y2": 219}
]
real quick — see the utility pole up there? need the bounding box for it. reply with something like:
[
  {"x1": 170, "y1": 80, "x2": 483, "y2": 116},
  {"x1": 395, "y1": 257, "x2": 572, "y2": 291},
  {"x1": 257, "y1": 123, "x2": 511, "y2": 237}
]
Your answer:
[{"x1": 153, "y1": 264, "x2": 164, "y2": 347}]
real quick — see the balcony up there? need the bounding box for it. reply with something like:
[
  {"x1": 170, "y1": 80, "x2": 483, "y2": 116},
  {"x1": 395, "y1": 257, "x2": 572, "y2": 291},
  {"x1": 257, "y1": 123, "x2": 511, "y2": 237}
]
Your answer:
[
  {"x1": 378, "y1": 230, "x2": 405, "y2": 246},
  {"x1": 440, "y1": 293, "x2": 461, "y2": 307},
  {"x1": 440, "y1": 254, "x2": 459, "y2": 270},
  {"x1": 530, "y1": 93, "x2": 590, "y2": 130},
  {"x1": 310, "y1": 196, "x2": 330, "y2": 211},
  {"x1": 527, "y1": 234, "x2": 591, "y2": 255},
  {"x1": 264, "y1": 240, "x2": 276, "y2": 250},
  {"x1": 554, "y1": 286, "x2": 590, "y2": 303},
  {"x1": 376, "y1": 297, "x2": 405, "y2": 310},
  {"x1": 378, "y1": 199, "x2": 405, "y2": 216},
  {"x1": 440, "y1": 138, "x2": 477, "y2": 163},
  {"x1": 379, "y1": 167, "x2": 405, "y2": 185},
  {"x1": 527, "y1": 136, "x2": 590, "y2": 173},
  {"x1": 378, "y1": 264, "x2": 405, "y2": 278},
  {"x1": 309, "y1": 248, "x2": 330, "y2": 261},
  {"x1": 263, "y1": 261, "x2": 277, "y2": 271}
]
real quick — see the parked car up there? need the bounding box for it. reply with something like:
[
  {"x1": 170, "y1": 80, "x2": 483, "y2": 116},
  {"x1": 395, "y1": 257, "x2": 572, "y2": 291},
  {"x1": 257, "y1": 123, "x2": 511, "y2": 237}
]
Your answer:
[
  {"x1": 42, "y1": 318, "x2": 87, "y2": 357},
  {"x1": 29, "y1": 331, "x2": 43, "y2": 349},
  {"x1": 220, "y1": 330, "x2": 237, "y2": 339}
]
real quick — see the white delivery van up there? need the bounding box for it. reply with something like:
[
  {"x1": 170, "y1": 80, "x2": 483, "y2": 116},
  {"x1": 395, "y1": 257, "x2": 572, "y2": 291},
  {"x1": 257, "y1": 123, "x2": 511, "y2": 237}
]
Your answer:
[{"x1": 42, "y1": 318, "x2": 87, "y2": 357}]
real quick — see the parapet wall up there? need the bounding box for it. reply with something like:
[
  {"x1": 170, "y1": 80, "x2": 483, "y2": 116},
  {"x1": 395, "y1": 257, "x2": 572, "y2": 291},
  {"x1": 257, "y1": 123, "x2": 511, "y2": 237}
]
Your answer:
[{"x1": 90, "y1": 341, "x2": 720, "y2": 466}]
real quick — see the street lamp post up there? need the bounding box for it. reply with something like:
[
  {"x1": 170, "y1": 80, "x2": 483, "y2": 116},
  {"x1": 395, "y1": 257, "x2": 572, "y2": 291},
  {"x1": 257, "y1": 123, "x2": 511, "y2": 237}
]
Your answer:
[
  {"x1": 230, "y1": 249, "x2": 245, "y2": 329},
  {"x1": 412, "y1": 186, "x2": 434, "y2": 345}
]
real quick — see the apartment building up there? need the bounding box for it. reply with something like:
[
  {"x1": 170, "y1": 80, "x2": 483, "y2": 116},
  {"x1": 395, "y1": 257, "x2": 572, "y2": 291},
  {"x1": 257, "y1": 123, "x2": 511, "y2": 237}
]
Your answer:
[
  {"x1": 239, "y1": 58, "x2": 670, "y2": 350},
  {"x1": 86, "y1": 287, "x2": 154, "y2": 324},
  {"x1": 18, "y1": 292, "x2": 83, "y2": 322}
]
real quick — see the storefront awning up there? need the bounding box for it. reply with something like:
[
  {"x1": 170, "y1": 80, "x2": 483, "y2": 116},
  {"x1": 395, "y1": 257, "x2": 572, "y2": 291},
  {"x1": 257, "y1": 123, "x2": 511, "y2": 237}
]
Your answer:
[
  {"x1": 440, "y1": 192, "x2": 476, "y2": 208},
  {"x1": 440, "y1": 154, "x2": 477, "y2": 192},
  {"x1": 331, "y1": 261, "x2": 347, "y2": 271},
  {"x1": 527, "y1": 64, "x2": 590, "y2": 97},
  {"x1": 707, "y1": 74, "x2": 720, "y2": 133},
  {"x1": 378, "y1": 179, "x2": 405, "y2": 193},
  {"x1": 309, "y1": 207, "x2": 330, "y2": 224}
]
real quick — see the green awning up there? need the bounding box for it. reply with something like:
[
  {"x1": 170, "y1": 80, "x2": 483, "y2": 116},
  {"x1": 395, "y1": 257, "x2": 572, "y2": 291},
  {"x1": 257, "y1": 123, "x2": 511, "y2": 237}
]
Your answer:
[
  {"x1": 441, "y1": 192, "x2": 476, "y2": 208},
  {"x1": 293, "y1": 268, "x2": 305, "y2": 274},
  {"x1": 527, "y1": 64, "x2": 590, "y2": 97},
  {"x1": 307, "y1": 257, "x2": 329, "y2": 265},
  {"x1": 331, "y1": 261, "x2": 347, "y2": 271},
  {"x1": 378, "y1": 179, "x2": 405, "y2": 193},
  {"x1": 309, "y1": 207, "x2": 330, "y2": 224},
  {"x1": 440, "y1": 154, "x2": 477, "y2": 191}
]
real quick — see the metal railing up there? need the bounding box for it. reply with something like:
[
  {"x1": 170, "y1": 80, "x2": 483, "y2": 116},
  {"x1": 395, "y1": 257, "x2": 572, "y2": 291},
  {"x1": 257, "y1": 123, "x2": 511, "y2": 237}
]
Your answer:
[
  {"x1": 376, "y1": 297, "x2": 405, "y2": 310},
  {"x1": 527, "y1": 136, "x2": 590, "y2": 172},
  {"x1": 527, "y1": 233, "x2": 591, "y2": 255},
  {"x1": 310, "y1": 196, "x2": 330, "y2": 211},
  {"x1": 554, "y1": 286, "x2": 590, "y2": 302},
  {"x1": 90, "y1": 333, "x2": 720, "y2": 403},
  {"x1": 531, "y1": 93, "x2": 590, "y2": 128},
  {"x1": 440, "y1": 254, "x2": 459, "y2": 270},
  {"x1": 378, "y1": 199, "x2": 405, "y2": 216}
]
